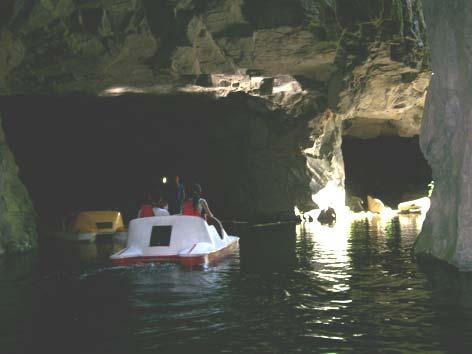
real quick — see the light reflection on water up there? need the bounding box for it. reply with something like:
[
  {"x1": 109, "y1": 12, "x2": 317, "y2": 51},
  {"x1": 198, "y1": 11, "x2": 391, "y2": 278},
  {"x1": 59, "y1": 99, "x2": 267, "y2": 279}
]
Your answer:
[{"x1": 1, "y1": 215, "x2": 472, "y2": 353}]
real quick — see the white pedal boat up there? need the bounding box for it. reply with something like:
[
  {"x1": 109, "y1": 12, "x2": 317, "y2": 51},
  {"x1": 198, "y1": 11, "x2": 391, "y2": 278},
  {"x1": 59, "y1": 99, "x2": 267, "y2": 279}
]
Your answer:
[{"x1": 110, "y1": 215, "x2": 239, "y2": 266}]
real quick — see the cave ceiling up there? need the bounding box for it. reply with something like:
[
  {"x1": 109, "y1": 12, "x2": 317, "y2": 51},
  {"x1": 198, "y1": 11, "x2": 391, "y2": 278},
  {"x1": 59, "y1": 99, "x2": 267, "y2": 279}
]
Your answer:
[{"x1": 0, "y1": 0, "x2": 431, "y2": 138}]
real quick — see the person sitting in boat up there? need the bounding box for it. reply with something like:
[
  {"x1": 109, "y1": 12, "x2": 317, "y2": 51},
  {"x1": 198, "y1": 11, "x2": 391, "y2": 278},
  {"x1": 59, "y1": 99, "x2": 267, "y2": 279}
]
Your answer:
[
  {"x1": 153, "y1": 198, "x2": 170, "y2": 217},
  {"x1": 138, "y1": 191, "x2": 171, "y2": 218},
  {"x1": 317, "y1": 206, "x2": 336, "y2": 226},
  {"x1": 182, "y1": 184, "x2": 225, "y2": 239},
  {"x1": 138, "y1": 194, "x2": 155, "y2": 218}
]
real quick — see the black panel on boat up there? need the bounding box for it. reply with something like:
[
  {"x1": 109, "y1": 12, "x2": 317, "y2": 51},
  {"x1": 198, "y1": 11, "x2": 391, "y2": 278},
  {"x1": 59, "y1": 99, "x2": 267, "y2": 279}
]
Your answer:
[
  {"x1": 150, "y1": 226, "x2": 172, "y2": 247},
  {"x1": 96, "y1": 222, "x2": 113, "y2": 229}
]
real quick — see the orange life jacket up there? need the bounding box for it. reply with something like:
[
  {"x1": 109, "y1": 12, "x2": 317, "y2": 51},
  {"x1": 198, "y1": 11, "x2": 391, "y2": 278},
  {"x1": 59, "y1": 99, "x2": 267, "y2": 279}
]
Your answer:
[
  {"x1": 140, "y1": 204, "x2": 155, "y2": 218},
  {"x1": 182, "y1": 199, "x2": 202, "y2": 217}
]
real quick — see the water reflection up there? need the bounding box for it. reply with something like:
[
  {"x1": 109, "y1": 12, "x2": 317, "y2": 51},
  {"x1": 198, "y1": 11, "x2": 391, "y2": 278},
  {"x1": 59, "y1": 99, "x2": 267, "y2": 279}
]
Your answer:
[
  {"x1": 1, "y1": 216, "x2": 472, "y2": 353},
  {"x1": 297, "y1": 221, "x2": 351, "y2": 293},
  {"x1": 418, "y1": 260, "x2": 472, "y2": 352},
  {"x1": 239, "y1": 223, "x2": 297, "y2": 273}
]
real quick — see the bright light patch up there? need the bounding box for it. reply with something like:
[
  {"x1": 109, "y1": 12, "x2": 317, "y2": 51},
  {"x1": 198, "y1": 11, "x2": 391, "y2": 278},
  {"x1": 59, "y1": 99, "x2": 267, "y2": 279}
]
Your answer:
[
  {"x1": 102, "y1": 86, "x2": 145, "y2": 96},
  {"x1": 162, "y1": 177, "x2": 167, "y2": 184},
  {"x1": 398, "y1": 212, "x2": 427, "y2": 233},
  {"x1": 398, "y1": 197, "x2": 430, "y2": 213},
  {"x1": 104, "y1": 86, "x2": 128, "y2": 95},
  {"x1": 272, "y1": 80, "x2": 303, "y2": 94},
  {"x1": 296, "y1": 218, "x2": 351, "y2": 293},
  {"x1": 312, "y1": 181, "x2": 345, "y2": 211}
]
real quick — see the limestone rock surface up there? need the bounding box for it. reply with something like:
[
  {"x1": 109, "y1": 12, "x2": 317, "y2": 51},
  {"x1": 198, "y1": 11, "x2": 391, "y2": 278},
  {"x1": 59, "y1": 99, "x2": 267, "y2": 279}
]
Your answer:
[
  {"x1": 203, "y1": 78, "x2": 319, "y2": 221},
  {"x1": 0, "y1": 0, "x2": 341, "y2": 94},
  {"x1": 304, "y1": 109, "x2": 345, "y2": 204},
  {"x1": 334, "y1": 0, "x2": 431, "y2": 139},
  {"x1": 0, "y1": 0, "x2": 431, "y2": 117},
  {"x1": 338, "y1": 51, "x2": 430, "y2": 138},
  {"x1": 0, "y1": 114, "x2": 37, "y2": 253},
  {"x1": 414, "y1": 0, "x2": 472, "y2": 270},
  {"x1": 367, "y1": 195, "x2": 385, "y2": 213}
]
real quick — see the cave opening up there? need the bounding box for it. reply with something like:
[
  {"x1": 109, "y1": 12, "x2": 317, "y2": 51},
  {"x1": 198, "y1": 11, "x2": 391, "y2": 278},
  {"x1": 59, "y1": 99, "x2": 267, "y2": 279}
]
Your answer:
[
  {"x1": 342, "y1": 135, "x2": 432, "y2": 209},
  {"x1": 0, "y1": 94, "x2": 248, "y2": 226}
]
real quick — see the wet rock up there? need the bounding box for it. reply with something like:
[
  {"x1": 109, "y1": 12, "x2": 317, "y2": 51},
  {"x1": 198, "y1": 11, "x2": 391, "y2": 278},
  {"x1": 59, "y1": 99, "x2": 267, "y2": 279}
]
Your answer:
[
  {"x1": 347, "y1": 195, "x2": 364, "y2": 212},
  {"x1": 414, "y1": 0, "x2": 472, "y2": 271},
  {"x1": 0, "y1": 0, "x2": 429, "y2": 102},
  {"x1": 190, "y1": 82, "x2": 319, "y2": 222},
  {"x1": 0, "y1": 0, "x2": 339, "y2": 93},
  {"x1": 0, "y1": 114, "x2": 37, "y2": 254},
  {"x1": 0, "y1": 31, "x2": 24, "y2": 94},
  {"x1": 398, "y1": 197, "x2": 430, "y2": 214},
  {"x1": 367, "y1": 195, "x2": 385, "y2": 213},
  {"x1": 195, "y1": 74, "x2": 213, "y2": 87},
  {"x1": 304, "y1": 110, "x2": 345, "y2": 205},
  {"x1": 258, "y1": 78, "x2": 274, "y2": 95},
  {"x1": 334, "y1": 0, "x2": 430, "y2": 139}
]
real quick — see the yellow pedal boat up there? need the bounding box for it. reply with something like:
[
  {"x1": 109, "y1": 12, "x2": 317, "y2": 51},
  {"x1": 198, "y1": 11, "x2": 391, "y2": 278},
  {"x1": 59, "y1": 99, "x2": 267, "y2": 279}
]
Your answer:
[{"x1": 55, "y1": 211, "x2": 127, "y2": 242}]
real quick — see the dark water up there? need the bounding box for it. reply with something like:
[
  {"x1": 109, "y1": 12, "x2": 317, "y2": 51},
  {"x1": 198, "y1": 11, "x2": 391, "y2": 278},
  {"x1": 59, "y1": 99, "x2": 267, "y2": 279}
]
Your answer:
[{"x1": 2, "y1": 214, "x2": 472, "y2": 354}]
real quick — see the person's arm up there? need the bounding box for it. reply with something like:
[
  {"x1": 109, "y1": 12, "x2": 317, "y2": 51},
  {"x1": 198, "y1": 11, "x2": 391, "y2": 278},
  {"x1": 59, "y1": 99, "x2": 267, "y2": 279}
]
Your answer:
[{"x1": 200, "y1": 199, "x2": 213, "y2": 217}]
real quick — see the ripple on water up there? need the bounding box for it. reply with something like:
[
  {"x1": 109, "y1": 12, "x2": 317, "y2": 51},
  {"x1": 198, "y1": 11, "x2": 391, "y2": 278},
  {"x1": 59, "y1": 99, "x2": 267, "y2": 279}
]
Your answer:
[{"x1": 1, "y1": 215, "x2": 472, "y2": 353}]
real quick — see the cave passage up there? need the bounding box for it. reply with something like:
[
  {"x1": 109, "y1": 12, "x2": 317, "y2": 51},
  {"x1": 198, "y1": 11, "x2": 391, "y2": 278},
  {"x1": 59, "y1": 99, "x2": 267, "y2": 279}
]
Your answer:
[
  {"x1": 342, "y1": 135, "x2": 432, "y2": 208},
  {"x1": 0, "y1": 94, "x2": 239, "y2": 225}
]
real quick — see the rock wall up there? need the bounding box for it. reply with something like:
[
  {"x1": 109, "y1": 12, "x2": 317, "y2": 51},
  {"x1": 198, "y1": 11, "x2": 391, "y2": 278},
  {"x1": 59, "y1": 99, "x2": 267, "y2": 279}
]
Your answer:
[
  {"x1": 0, "y1": 114, "x2": 37, "y2": 254},
  {"x1": 0, "y1": 0, "x2": 339, "y2": 94},
  {"x1": 304, "y1": 109, "x2": 345, "y2": 207},
  {"x1": 414, "y1": 0, "x2": 472, "y2": 271},
  {"x1": 207, "y1": 85, "x2": 319, "y2": 221},
  {"x1": 158, "y1": 73, "x2": 341, "y2": 218},
  {"x1": 333, "y1": 0, "x2": 430, "y2": 138},
  {"x1": 0, "y1": 1, "x2": 429, "y2": 96}
]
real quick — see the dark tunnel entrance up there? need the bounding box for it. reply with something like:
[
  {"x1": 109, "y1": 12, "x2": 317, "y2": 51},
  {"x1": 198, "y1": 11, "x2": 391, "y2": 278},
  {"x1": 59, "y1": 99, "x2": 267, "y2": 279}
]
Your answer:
[
  {"x1": 342, "y1": 135, "x2": 432, "y2": 208},
  {"x1": 0, "y1": 94, "x2": 242, "y2": 226}
]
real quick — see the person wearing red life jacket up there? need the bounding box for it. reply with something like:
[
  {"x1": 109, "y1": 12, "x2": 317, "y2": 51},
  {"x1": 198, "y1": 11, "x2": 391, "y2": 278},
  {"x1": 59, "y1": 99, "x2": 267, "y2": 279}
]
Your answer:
[
  {"x1": 138, "y1": 194, "x2": 155, "y2": 218},
  {"x1": 182, "y1": 183, "x2": 225, "y2": 239}
]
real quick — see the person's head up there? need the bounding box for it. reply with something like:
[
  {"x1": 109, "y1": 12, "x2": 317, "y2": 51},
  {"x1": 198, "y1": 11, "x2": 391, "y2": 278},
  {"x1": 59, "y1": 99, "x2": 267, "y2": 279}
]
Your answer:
[
  {"x1": 190, "y1": 183, "x2": 202, "y2": 197},
  {"x1": 154, "y1": 187, "x2": 163, "y2": 199},
  {"x1": 190, "y1": 183, "x2": 202, "y2": 208},
  {"x1": 144, "y1": 193, "x2": 153, "y2": 205},
  {"x1": 158, "y1": 199, "x2": 168, "y2": 209}
]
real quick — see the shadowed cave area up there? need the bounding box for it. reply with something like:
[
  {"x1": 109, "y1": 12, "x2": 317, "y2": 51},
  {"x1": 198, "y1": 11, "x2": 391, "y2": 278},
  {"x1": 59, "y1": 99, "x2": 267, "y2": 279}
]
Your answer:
[
  {"x1": 1, "y1": 94, "x2": 238, "y2": 225},
  {"x1": 1, "y1": 93, "x2": 433, "y2": 228},
  {"x1": 1, "y1": 92, "x2": 312, "y2": 226},
  {"x1": 342, "y1": 135, "x2": 432, "y2": 207}
]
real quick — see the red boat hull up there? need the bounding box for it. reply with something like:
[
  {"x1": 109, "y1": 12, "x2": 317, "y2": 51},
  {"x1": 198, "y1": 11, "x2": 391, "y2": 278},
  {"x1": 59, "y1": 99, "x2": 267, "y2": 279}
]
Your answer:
[{"x1": 111, "y1": 239, "x2": 239, "y2": 266}]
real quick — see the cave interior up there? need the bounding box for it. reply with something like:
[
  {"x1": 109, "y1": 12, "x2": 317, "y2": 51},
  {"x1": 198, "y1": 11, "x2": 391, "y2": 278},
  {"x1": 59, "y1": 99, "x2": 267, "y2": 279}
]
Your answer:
[
  {"x1": 1, "y1": 94, "x2": 227, "y2": 225},
  {"x1": 0, "y1": 93, "x2": 432, "y2": 227},
  {"x1": 342, "y1": 134, "x2": 432, "y2": 208}
]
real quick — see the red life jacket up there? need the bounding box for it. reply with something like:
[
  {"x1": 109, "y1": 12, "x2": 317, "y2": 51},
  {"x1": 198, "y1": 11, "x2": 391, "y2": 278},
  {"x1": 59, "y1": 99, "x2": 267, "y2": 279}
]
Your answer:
[
  {"x1": 182, "y1": 199, "x2": 201, "y2": 217},
  {"x1": 140, "y1": 204, "x2": 155, "y2": 218}
]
